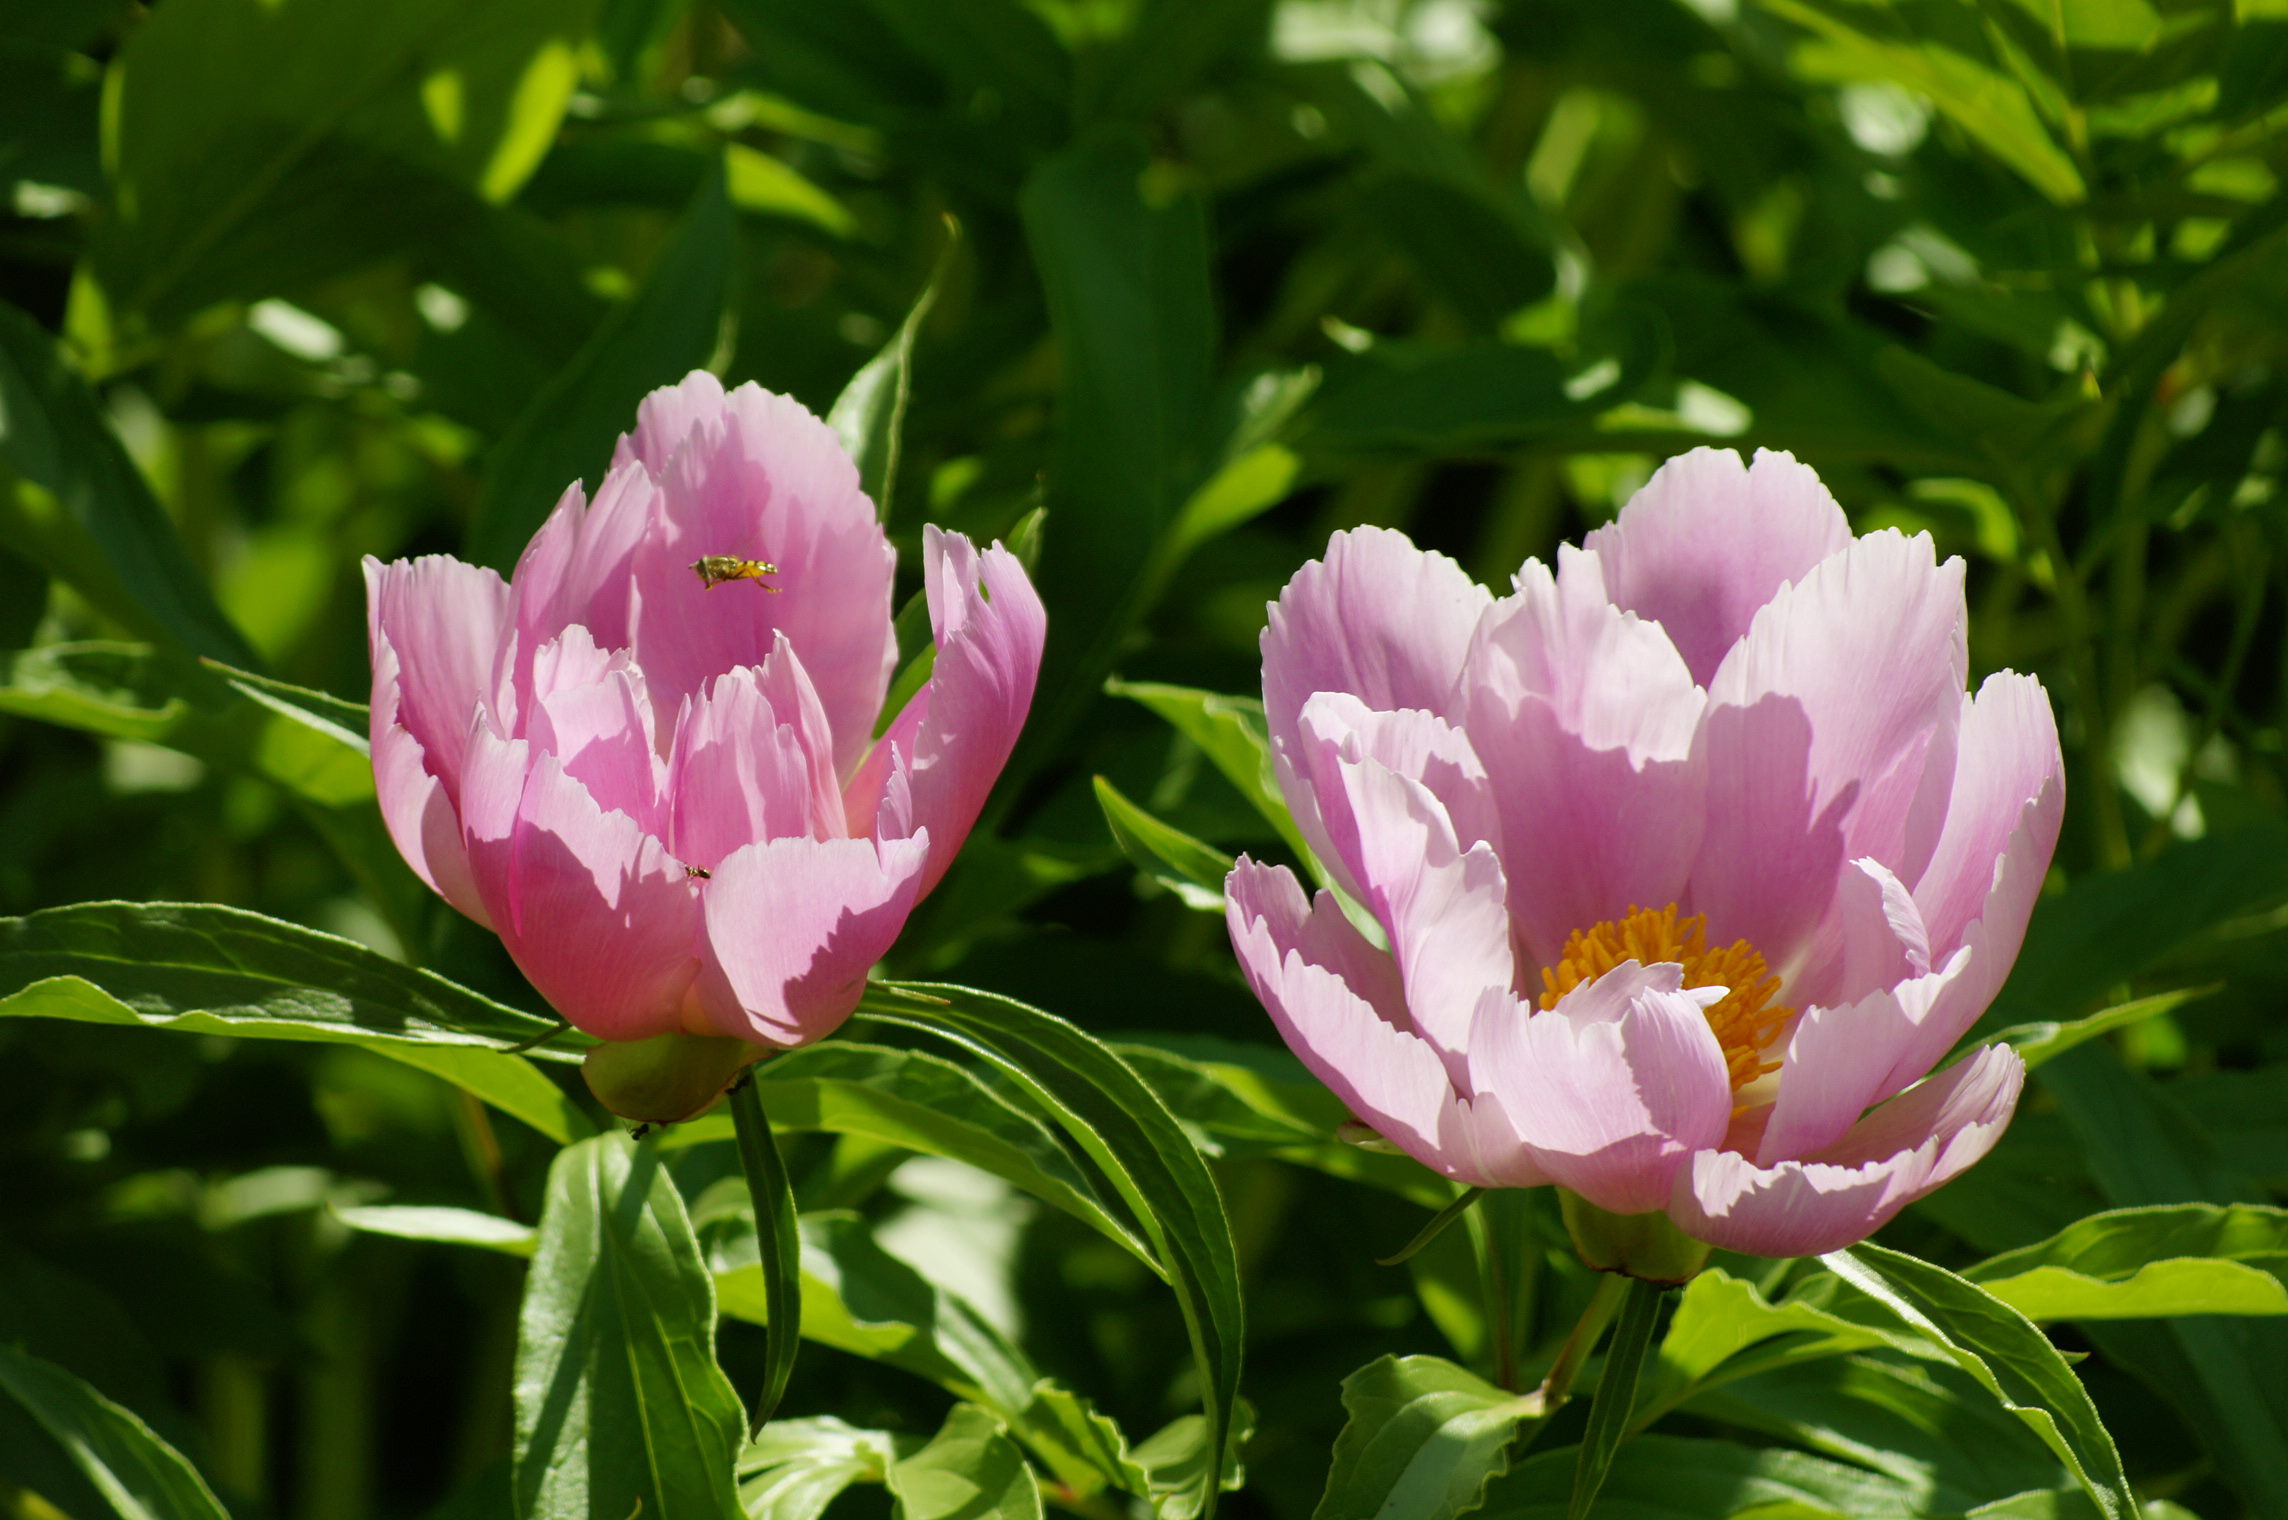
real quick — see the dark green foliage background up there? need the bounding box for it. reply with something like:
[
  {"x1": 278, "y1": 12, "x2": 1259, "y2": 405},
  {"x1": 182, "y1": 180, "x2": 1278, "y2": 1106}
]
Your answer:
[{"x1": 1, "y1": 0, "x2": 2286, "y2": 1516}]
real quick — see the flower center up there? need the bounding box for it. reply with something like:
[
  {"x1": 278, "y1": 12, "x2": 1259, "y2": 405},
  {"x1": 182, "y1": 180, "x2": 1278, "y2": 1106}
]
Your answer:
[{"x1": 1537, "y1": 904, "x2": 1791, "y2": 1090}]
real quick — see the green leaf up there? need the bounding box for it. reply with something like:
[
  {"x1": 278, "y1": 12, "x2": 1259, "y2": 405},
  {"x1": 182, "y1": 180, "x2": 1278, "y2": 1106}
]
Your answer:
[
  {"x1": 1104, "y1": 680, "x2": 1321, "y2": 878},
  {"x1": 1305, "y1": 337, "x2": 1659, "y2": 459},
  {"x1": 1977, "y1": 820, "x2": 2288, "y2": 1036},
  {"x1": 1567, "y1": 1279, "x2": 1664, "y2": 1520},
  {"x1": 1478, "y1": 1433, "x2": 1924, "y2": 1520},
  {"x1": 1094, "y1": 774, "x2": 1234, "y2": 910},
  {"x1": 95, "y1": 0, "x2": 599, "y2": 322},
  {"x1": 738, "y1": 1417, "x2": 909, "y2": 1520},
  {"x1": 1126, "y1": 1405, "x2": 1254, "y2": 1520},
  {"x1": 0, "y1": 900, "x2": 601, "y2": 1146},
  {"x1": 886, "y1": 1405, "x2": 1043, "y2": 1520},
  {"x1": 1163, "y1": 445, "x2": 1303, "y2": 568},
  {"x1": 652, "y1": 1040, "x2": 1145, "y2": 1264},
  {"x1": 1985, "y1": 988, "x2": 2214, "y2": 1070},
  {"x1": 514, "y1": 1135, "x2": 746, "y2": 1520},
  {"x1": 729, "y1": 1075, "x2": 803, "y2": 1432},
  {"x1": 1760, "y1": 0, "x2": 2085, "y2": 204},
  {"x1": 1013, "y1": 128, "x2": 1215, "y2": 780},
  {"x1": 1112, "y1": 1034, "x2": 1450, "y2": 1206},
  {"x1": 333, "y1": 1204, "x2": 539, "y2": 1256},
  {"x1": 857, "y1": 981, "x2": 1244, "y2": 1517},
  {"x1": 1684, "y1": 1353, "x2": 2072, "y2": 1515},
  {"x1": 468, "y1": 162, "x2": 736, "y2": 571},
  {"x1": 1637, "y1": 1266, "x2": 1904, "y2": 1428},
  {"x1": 828, "y1": 226, "x2": 954, "y2": 520},
  {"x1": 711, "y1": 1207, "x2": 1042, "y2": 1418},
  {"x1": 1314, "y1": 1355, "x2": 1545, "y2": 1520},
  {"x1": 725, "y1": 143, "x2": 857, "y2": 237},
  {"x1": 1968, "y1": 1203, "x2": 2288, "y2": 1288},
  {"x1": 0, "y1": 303, "x2": 257, "y2": 667},
  {"x1": 1353, "y1": 172, "x2": 1555, "y2": 332},
  {"x1": 1821, "y1": 1245, "x2": 2135, "y2": 1520},
  {"x1": 0, "y1": 1342, "x2": 231, "y2": 1520}
]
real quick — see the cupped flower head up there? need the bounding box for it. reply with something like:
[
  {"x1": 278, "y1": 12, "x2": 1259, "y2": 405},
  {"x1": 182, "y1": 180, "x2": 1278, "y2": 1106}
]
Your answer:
[
  {"x1": 1226, "y1": 447, "x2": 2061, "y2": 1259},
  {"x1": 367, "y1": 372, "x2": 1045, "y2": 1052}
]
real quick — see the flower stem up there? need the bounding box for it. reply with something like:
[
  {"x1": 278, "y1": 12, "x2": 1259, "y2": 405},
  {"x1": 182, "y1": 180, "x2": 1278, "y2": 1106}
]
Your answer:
[
  {"x1": 1536, "y1": 1271, "x2": 1630, "y2": 1411},
  {"x1": 728, "y1": 1073, "x2": 800, "y2": 1435},
  {"x1": 1378, "y1": 1186, "x2": 1487, "y2": 1265}
]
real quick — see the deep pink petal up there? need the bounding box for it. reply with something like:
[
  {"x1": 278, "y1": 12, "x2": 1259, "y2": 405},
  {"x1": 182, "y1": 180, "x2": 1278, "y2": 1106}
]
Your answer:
[
  {"x1": 1282, "y1": 724, "x2": 1516, "y2": 1076},
  {"x1": 1468, "y1": 962, "x2": 1733, "y2": 1214},
  {"x1": 614, "y1": 370, "x2": 734, "y2": 477},
  {"x1": 1224, "y1": 859, "x2": 1536, "y2": 1186},
  {"x1": 504, "y1": 467, "x2": 656, "y2": 689},
  {"x1": 883, "y1": 529, "x2": 1046, "y2": 896},
  {"x1": 1706, "y1": 530, "x2": 1967, "y2": 893},
  {"x1": 365, "y1": 554, "x2": 509, "y2": 797},
  {"x1": 624, "y1": 383, "x2": 897, "y2": 771},
  {"x1": 1672, "y1": 1044, "x2": 2022, "y2": 1256},
  {"x1": 1460, "y1": 549, "x2": 1706, "y2": 969},
  {"x1": 370, "y1": 687, "x2": 490, "y2": 928},
  {"x1": 667, "y1": 667, "x2": 822, "y2": 872},
  {"x1": 528, "y1": 659, "x2": 668, "y2": 839},
  {"x1": 1262, "y1": 527, "x2": 1492, "y2": 876},
  {"x1": 1912, "y1": 673, "x2": 2066, "y2": 963},
  {"x1": 692, "y1": 832, "x2": 930, "y2": 1047},
  {"x1": 458, "y1": 732, "x2": 701, "y2": 1041},
  {"x1": 1584, "y1": 448, "x2": 1853, "y2": 686}
]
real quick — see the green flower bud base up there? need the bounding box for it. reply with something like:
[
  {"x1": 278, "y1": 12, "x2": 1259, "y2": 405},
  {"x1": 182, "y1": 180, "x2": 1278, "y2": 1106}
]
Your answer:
[
  {"x1": 1560, "y1": 1190, "x2": 1711, "y2": 1283},
  {"x1": 582, "y1": 1031, "x2": 757, "y2": 1123}
]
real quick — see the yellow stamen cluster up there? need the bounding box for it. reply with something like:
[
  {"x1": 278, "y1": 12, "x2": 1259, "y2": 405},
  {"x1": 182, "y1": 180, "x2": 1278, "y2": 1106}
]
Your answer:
[{"x1": 1538, "y1": 904, "x2": 1790, "y2": 1090}]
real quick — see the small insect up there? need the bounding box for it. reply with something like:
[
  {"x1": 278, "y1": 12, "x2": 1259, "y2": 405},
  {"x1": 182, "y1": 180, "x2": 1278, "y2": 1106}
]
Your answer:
[
  {"x1": 684, "y1": 864, "x2": 712, "y2": 880},
  {"x1": 691, "y1": 555, "x2": 781, "y2": 592}
]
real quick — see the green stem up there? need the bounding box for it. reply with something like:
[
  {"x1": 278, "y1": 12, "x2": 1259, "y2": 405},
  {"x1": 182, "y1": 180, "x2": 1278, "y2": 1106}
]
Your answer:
[
  {"x1": 1566, "y1": 1277, "x2": 1665, "y2": 1520},
  {"x1": 728, "y1": 1074, "x2": 800, "y2": 1435},
  {"x1": 1536, "y1": 1272, "x2": 1630, "y2": 1411}
]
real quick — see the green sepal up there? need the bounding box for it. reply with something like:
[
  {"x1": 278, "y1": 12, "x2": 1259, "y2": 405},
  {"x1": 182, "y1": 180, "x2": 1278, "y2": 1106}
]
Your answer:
[
  {"x1": 1560, "y1": 1191, "x2": 1711, "y2": 1284},
  {"x1": 582, "y1": 1030, "x2": 757, "y2": 1123}
]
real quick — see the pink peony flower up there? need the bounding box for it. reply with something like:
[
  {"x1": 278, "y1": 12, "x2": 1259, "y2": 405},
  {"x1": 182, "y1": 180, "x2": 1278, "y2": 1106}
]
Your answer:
[
  {"x1": 1226, "y1": 447, "x2": 2062, "y2": 1259},
  {"x1": 366, "y1": 373, "x2": 1045, "y2": 1049}
]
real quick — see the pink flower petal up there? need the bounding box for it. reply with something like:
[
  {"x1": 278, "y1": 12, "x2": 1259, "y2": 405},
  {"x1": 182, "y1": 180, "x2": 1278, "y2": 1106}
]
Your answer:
[
  {"x1": 370, "y1": 695, "x2": 490, "y2": 928},
  {"x1": 625, "y1": 384, "x2": 897, "y2": 772},
  {"x1": 1262, "y1": 527, "x2": 1492, "y2": 879},
  {"x1": 1460, "y1": 549, "x2": 1706, "y2": 970},
  {"x1": 1753, "y1": 943, "x2": 1971, "y2": 1166},
  {"x1": 1584, "y1": 448, "x2": 1853, "y2": 686},
  {"x1": 458, "y1": 730, "x2": 702, "y2": 1041},
  {"x1": 365, "y1": 554, "x2": 510, "y2": 795},
  {"x1": 667, "y1": 664, "x2": 826, "y2": 872},
  {"x1": 1673, "y1": 1044, "x2": 2022, "y2": 1256},
  {"x1": 1912, "y1": 672, "x2": 2065, "y2": 963},
  {"x1": 1224, "y1": 859, "x2": 1536, "y2": 1186},
  {"x1": 1706, "y1": 529, "x2": 1967, "y2": 892},
  {"x1": 613, "y1": 370, "x2": 735, "y2": 477},
  {"x1": 1467, "y1": 962, "x2": 1733, "y2": 1214},
  {"x1": 528, "y1": 659, "x2": 669, "y2": 840},
  {"x1": 886, "y1": 529, "x2": 1046, "y2": 896},
  {"x1": 504, "y1": 467, "x2": 656, "y2": 688},
  {"x1": 1281, "y1": 719, "x2": 1516, "y2": 1077},
  {"x1": 693, "y1": 831, "x2": 931, "y2": 1047}
]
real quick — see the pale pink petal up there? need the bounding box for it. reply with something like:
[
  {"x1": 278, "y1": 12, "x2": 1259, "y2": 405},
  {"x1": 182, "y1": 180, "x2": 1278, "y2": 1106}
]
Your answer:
[
  {"x1": 624, "y1": 384, "x2": 897, "y2": 771},
  {"x1": 1684, "y1": 694, "x2": 1847, "y2": 988},
  {"x1": 1262, "y1": 527, "x2": 1492, "y2": 877},
  {"x1": 1282, "y1": 728, "x2": 1516, "y2": 1076},
  {"x1": 1224, "y1": 860, "x2": 1535, "y2": 1186},
  {"x1": 1753, "y1": 944, "x2": 1971, "y2": 1166},
  {"x1": 1674, "y1": 1044, "x2": 2022, "y2": 1257},
  {"x1": 1295, "y1": 693, "x2": 1499, "y2": 858},
  {"x1": 1584, "y1": 448, "x2": 1853, "y2": 686},
  {"x1": 365, "y1": 554, "x2": 509, "y2": 796},
  {"x1": 844, "y1": 688, "x2": 925, "y2": 842},
  {"x1": 1704, "y1": 530, "x2": 1967, "y2": 894},
  {"x1": 752, "y1": 633, "x2": 850, "y2": 841},
  {"x1": 1462, "y1": 550, "x2": 1706, "y2": 970},
  {"x1": 458, "y1": 731, "x2": 701, "y2": 1042},
  {"x1": 1467, "y1": 962, "x2": 1733, "y2": 1214},
  {"x1": 692, "y1": 831, "x2": 931, "y2": 1047},
  {"x1": 884, "y1": 529, "x2": 1046, "y2": 896},
  {"x1": 666, "y1": 666, "x2": 821, "y2": 872},
  {"x1": 1872, "y1": 773, "x2": 2064, "y2": 1104},
  {"x1": 1912, "y1": 673, "x2": 2065, "y2": 962},
  {"x1": 505, "y1": 466, "x2": 656, "y2": 681}
]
